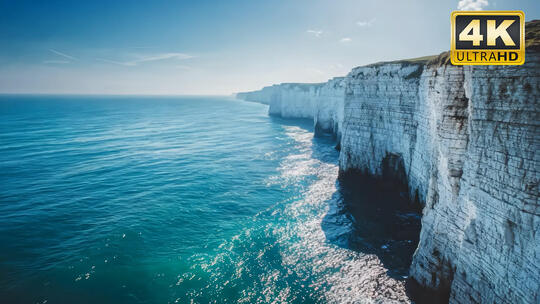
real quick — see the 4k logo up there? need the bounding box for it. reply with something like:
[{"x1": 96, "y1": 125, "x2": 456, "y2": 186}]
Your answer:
[{"x1": 451, "y1": 11, "x2": 525, "y2": 65}]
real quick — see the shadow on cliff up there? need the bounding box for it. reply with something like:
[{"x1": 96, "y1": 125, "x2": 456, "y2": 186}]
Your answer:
[
  {"x1": 321, "y1": 155, "x2": 423, "y2": 280},
  {"x1": 271, "y1": 116, "x2": 425, "y2": 294},
  {"x1": 269, "y1": 116, "x2": 314, "y2": 132},
  {"x1": 270, "y1": 116, "x2": 339, "y2": 165}
]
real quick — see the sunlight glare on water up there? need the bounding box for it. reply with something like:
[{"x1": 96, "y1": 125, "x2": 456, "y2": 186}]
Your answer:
[{"x1": 0, "y1": 95, "x2": 410, "y2": 303}]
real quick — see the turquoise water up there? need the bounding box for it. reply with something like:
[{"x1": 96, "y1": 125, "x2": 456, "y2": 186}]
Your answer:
[{"x1": 0, "y1": 96, "x2": 411, "y2": 303}]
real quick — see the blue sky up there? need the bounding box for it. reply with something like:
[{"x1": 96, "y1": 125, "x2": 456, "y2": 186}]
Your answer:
[{"x1": 0, "y1": 0, "x2": 538, "y2": 95}]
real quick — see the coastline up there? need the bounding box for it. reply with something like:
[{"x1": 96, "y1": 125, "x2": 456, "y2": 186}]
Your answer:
[{"x1": 236, "y1": 21, "x2": 540, "y2": 303}]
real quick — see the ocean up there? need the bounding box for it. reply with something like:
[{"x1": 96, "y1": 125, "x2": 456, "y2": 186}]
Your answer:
[{"x1": 0, "y1": 95, "x2": 414, "y2": 303}]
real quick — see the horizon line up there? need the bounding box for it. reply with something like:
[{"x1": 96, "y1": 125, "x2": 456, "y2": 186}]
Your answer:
[{"x1": 0, "y1": 92, "x2": 236, "y2": 97}]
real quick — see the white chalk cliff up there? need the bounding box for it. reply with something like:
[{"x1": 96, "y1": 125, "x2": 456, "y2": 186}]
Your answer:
[
  {"x1": 237, "y1": 77, "x2": 346, "y2": 138},
  {"x1": 237, "y1": 21, "x2": 539, "y2": 304}
]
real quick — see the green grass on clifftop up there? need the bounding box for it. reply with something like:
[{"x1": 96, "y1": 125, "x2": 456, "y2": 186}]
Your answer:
[
  {"x1": 525, "y1": 20, "x2": 540, "y2": 50},
  {"x1": 367, "y1": 20, "x2": 540, "y2": 68}
]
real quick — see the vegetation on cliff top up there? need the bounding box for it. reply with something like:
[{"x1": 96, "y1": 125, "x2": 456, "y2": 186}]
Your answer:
[
  {"x1": 369, "y1": 20, "x2": 540, "y2": 68},
  {"x1": 238, "y1": 21, "x2": 539, "y2": 95},
  {"x1": 525, "y1": 20, "x2": 540, "y2": 50}
]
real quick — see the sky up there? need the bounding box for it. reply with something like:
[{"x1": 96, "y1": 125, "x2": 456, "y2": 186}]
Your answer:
[{"x1": 0, "y1": 0, "x2": 538, "y2": 95}]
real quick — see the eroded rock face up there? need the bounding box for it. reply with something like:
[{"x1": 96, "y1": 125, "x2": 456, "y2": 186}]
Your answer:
[
  {"x1": 341, "y1": 54, "x2": 539, "y2": 303},
  {"x1": 411, "y1": 54, "x2": 539, "y2": 304},
  {"x1": 237, "y1": 78, "x2": 346, "y2": 139},
  {"x1": 237, "y1": 52, "x2": 539, "y2": 303}
]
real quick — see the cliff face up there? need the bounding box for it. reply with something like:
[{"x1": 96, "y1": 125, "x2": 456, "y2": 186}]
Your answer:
[
  {"x1": 238, "y1": 78, "x2": 346, "y2": 138},
  {"x1": 236, "y1": 85, "x2": 276, "y2": 105},
  {"x1": 341, "y1": 54, "x2": 539, "y2": 303},
  {"x1": 237, "y1": 52, "x2": 539, "y2": 303}
]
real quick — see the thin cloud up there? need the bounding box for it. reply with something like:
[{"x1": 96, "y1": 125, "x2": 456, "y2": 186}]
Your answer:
[
  {"x1": 307, "y1": 30, "x2": 323, "y2": 37},
  {"x1": 96, "y1": 58, "x2": 132, "y2": 66},
  {"x1": 128, "y1": 46, "x2": 158, "y2": 49},
  {"x1": 135, "y1": 53, "x2": 193, "y2": 63},
  {"x1": 97, "y1": 52, "x2": 194, "y2": 66},
  {"x1": 340, "y1": 37, "x2": 352, "y2": 43},
  {"x1": 43, "y1": 60, "x2": 70, "y2": 64},
  {"x1": 457, "y1": 0, "x2": 488, "y2": 10},
  {"x1": 175, "y1": 64, "x2": 194, "y2": 70},
  {"x1": 357, "y1": 18, "x2": 376, "y2": 27},
  {"x1": 49, "y1": 49, "x2": 76, "y2": 60}
]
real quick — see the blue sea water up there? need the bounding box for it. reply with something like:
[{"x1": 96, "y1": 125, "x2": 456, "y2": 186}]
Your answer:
[{"x1": 0, "y1": 96, "x2": 412, "y2": 303}]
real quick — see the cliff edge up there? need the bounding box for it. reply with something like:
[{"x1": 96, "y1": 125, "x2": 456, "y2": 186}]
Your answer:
[{"x1": 236, "y1": 20, "x2": 539, "y2": 303}]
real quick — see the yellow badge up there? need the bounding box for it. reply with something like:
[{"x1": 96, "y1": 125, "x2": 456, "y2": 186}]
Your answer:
[{"x1": 451, "y1": 11, "x2": 525, "y2": 65}]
